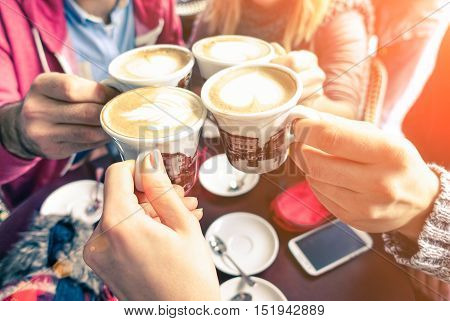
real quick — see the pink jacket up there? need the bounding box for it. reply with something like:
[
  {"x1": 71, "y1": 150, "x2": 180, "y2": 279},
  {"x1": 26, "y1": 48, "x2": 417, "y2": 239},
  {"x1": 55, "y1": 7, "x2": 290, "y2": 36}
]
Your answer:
[{"x1": 0, "y1": 0, "x2": 183, "y2": 208}]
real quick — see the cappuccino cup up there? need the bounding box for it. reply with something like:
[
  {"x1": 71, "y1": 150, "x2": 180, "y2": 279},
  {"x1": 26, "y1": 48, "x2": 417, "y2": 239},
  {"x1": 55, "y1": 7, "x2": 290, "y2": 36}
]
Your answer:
[
  {"x1": 101, "y1": 86, "x2": 207, "y2": 192},
  {"x1": 192, "y1": 35, "x2": 275, "y2": 79},
  {"x1": 105, "y1": 45, "x2": 195, "y2": 92},
  {"x1": 201, "y1": 63, "x2": 312, "y2": 174}
]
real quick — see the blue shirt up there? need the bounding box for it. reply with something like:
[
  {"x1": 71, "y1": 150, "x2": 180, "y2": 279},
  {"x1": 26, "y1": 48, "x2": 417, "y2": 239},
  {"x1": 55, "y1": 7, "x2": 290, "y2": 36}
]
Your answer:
[{"x1": 64, "y1": 0, "x2": 135, "y2": 81}]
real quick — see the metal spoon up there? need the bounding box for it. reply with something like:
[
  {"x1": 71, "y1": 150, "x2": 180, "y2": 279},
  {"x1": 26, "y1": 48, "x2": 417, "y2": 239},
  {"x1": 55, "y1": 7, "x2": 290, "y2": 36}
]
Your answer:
[
  {"x1": 209, "y1": 235, "x2": 255, "y2": 287},
  {"x1": 230, "y1": 292, "x2": 252, "y2": 301},
  {"x1": 228, "y1": 174, "x2": 248, "y2": 192}
]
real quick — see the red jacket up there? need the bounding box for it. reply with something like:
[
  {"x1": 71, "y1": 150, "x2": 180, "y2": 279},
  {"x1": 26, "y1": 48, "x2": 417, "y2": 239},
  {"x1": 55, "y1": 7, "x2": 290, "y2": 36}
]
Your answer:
[{"x1": 0, "y1": 0, "x2": 183, "y2": 208}]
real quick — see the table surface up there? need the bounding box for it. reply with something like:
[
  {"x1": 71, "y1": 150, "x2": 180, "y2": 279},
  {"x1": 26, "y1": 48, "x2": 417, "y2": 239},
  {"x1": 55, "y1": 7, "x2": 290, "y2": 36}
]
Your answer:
[
  {"x1": 0, "y1": 69, "x2": 415, "y2": 300},
  {"x1": 1, "y1": 147, "x2": 415, "y2": 300}
]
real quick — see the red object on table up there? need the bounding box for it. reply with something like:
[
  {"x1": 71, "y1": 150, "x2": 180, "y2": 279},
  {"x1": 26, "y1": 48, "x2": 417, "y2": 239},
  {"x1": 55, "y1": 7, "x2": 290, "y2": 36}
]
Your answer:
[{"x1": 271, "y1": 180, "x2": 331, "y2": 232}]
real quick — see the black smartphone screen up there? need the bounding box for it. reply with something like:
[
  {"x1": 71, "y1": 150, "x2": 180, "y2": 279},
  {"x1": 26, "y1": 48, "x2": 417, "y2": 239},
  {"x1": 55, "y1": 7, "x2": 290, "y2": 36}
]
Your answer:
[{"x1": 295, "y1": 221, "x2": 368, "y2": 270}]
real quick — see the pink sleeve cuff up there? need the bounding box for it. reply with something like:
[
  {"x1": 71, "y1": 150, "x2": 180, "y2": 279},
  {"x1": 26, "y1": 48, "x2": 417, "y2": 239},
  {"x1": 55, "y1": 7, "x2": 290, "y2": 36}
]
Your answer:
[{"x1": 0, "y1": 145, "x2": 40, "y2": 185}]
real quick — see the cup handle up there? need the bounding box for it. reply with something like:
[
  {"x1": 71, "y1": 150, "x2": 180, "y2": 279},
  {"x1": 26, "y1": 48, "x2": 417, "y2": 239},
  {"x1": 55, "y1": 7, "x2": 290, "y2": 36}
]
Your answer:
[
  {"x1": 100, "y1": 78, "x2": 132, "y2": 93},
  {"x1": 134, "y1": 151, "x2": 151, "y2": 192},
  {"x1": 287, "y1": 105, "x2": 321, "y2": 144}
]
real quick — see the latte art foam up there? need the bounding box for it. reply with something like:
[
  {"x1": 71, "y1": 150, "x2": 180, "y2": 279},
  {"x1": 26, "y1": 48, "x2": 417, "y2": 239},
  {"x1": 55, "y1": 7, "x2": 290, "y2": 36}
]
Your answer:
[
  {"x1": 199, "y1": 36, "x2": 271, "y2": 63},
  {"x1": 208, "y1": 66, "x2": 297, "y2": 114},
  {"x1": 117, "y1": 48, "x2": 190, "y2": 79},
  {"x1": 103, "y1": 87, "x2": 203, "y2": 139}
]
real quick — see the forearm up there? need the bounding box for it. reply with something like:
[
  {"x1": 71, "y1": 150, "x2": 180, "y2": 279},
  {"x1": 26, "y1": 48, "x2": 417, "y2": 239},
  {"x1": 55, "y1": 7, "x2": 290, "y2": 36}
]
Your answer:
[
  {"x1": 0, "y1": 102, "x2": 41, "y2": 186},
  {"x1": 0, "y1": 101, "x2": 35, "y2": 159},
  {"x1": 383, "y1": 164, "x2": 450, "y2": 282}
]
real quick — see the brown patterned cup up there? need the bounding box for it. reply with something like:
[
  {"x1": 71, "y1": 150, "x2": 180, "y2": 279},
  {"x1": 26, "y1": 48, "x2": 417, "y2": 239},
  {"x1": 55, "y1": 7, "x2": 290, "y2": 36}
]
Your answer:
[
  {"x1": 101, "y1": 87, "x2": 206, "y2": 193},
  {"x1": 201, "y1": 63, "x2": 313, "y2": 174}
]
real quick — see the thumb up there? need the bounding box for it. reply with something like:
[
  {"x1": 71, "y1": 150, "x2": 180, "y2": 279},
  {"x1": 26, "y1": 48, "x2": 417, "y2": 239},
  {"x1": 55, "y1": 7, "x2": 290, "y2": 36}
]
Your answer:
[
  {"x1": 292, "y1": 107, "x2": 386, "y2": 163},
  {"x1": 140, "y1": 150, "x2": 193, "y2": 231}
]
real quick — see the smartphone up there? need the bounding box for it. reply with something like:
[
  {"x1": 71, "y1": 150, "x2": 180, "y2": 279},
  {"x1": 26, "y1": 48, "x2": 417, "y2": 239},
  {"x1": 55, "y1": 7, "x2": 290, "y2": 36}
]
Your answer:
[{"x1": 288, "y1": 219, "x2": 373, "y2": 276}]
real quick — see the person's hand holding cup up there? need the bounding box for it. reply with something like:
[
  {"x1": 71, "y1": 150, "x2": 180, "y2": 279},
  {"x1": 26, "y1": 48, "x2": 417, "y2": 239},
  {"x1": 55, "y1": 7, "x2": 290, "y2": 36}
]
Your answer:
[
  {"x1": 84, "y1": 153, "x2": 220, "y2": 301},
  {"x1": 0, "y1": 73, "x2": 118, "y2": 159},
  {"x1": 290, "y1": 108, "x2": 440, "y2": 241}
]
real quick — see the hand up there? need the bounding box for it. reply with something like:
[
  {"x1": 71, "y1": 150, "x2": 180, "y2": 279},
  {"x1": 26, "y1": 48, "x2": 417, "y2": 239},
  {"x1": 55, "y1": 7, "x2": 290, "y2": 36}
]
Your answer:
[
  {"x1": 83, "y1": 152, "x2": 220, "y2": 301},
  {"x1": 290, "y1": 108, "x2": 440, "y2": 241},
  {"x1": 7, "y1": 73, "x2": 118, "y2": 159},
  {"x1": 272, "y1": 50, "x2": 326, "y2": 106},
  {"x1": 137, "y1": 183, "x2": 204, "y2": 222}
]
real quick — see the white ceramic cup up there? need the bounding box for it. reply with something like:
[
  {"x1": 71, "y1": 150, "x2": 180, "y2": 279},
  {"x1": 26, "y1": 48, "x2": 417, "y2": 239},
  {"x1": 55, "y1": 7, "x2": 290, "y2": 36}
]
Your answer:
[
  {"x1": 192, "y1": 35, "x2": 276, "y2": 79},
  {"x1": 100, "y1": 87, "x2": 207, "y2": 192},
  {"x1": 201, "y1": 63, "x2": 317, "y2": 174},
  {"x1": 104, "y1": 44, "x2": 195, "y2": 92}
]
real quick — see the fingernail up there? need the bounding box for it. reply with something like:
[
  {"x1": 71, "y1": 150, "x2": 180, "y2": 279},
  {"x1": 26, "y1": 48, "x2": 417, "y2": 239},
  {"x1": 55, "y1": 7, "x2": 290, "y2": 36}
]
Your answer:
[
  {"x1": 141, "y1": 153, "x2": 154, "y2": 173},
  {"x1": 146, "y1": 150, "x2": 161, "y2": 171},
  {"x1": 148, "y1": 150, "x2": 156, "y2": 169},
  {"x1": 152, "y1": 149, "x2": 163, "y2": 171},
  {"x1": 193, "y1": 208, "x2": 204, "y2": 219}
]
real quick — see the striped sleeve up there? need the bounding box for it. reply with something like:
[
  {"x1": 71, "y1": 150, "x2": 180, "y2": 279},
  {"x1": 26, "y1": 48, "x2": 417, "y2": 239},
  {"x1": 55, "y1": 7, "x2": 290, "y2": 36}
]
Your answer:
[{"x1": 382, "y1": 164, "x2": 450, "y2": 282}]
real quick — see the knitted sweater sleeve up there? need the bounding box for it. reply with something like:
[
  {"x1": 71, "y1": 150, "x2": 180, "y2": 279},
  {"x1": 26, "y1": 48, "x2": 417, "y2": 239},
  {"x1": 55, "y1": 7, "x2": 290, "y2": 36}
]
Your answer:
[{"x1": 382, "y1": 164, "x2": 450, "y2": 282}]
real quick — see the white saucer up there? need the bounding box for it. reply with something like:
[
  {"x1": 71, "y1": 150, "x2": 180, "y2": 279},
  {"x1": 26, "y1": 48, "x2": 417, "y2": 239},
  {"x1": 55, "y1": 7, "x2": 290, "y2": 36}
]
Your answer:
[
  {"x1": 40, "y1": 180, "x2": 104, "y2": 225},
  {"x1": 221, "y1": 277, "x2": 287, "y2": 301},
  {"x1": 205, "y1": 212, "x2": 279, "y2": 275},
  {"x1": 199, "y1": 154, "x2": 259, "y2": 197}
]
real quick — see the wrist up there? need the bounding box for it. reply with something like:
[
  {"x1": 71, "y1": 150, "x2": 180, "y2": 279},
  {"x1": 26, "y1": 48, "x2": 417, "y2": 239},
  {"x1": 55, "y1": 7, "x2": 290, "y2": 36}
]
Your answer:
[
  {"x1": 0, "y1": 102, "x2": 36, "y2": 159},
  {"x1": 397, "y1": 168, "x2": 440, "y2": 242}
]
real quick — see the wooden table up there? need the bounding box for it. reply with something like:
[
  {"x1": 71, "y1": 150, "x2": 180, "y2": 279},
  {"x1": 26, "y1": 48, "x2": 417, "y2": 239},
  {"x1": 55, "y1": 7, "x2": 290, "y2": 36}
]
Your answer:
[
  {"x1": 1, "y1": 145, "x2": 415, "y2": 300},
  {"x1": 0, "y1": 70, "x2": 415, "y2": 300}
]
